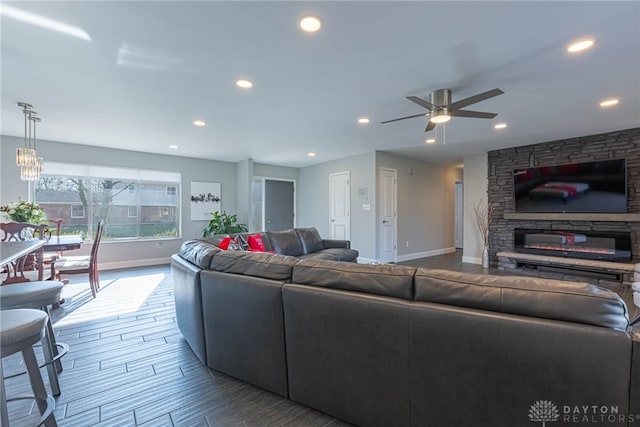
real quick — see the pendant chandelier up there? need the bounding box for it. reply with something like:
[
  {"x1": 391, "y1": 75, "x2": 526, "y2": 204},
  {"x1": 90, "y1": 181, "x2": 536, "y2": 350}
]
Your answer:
[{"x1": 16, "y1": 102, "x2": 44, "y2": 181}]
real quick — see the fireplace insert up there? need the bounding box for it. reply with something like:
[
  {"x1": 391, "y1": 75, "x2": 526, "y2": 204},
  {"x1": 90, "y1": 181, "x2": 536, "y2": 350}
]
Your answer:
[{"x1": 514, "y1": 229, "x2": 631, "y2": 263}]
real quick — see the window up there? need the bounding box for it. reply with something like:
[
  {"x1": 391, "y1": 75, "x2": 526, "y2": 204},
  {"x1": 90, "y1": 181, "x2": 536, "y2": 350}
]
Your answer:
[
  {"x1": 35, "y1": 163, "x2": 181, "y2": 241},
  {"x1": 71, "y1": 205, "x2": 85, "y2": 218}
]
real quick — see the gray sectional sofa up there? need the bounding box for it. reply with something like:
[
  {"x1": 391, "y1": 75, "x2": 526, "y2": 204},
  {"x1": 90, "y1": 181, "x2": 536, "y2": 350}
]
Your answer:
[{"x1": 171, "y1": 235, "x2": 640, "y2": 427}]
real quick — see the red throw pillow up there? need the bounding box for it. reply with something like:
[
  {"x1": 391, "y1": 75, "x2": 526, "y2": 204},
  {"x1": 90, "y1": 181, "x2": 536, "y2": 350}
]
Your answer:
[
  {"x1": 247, "y1": 233, "x2": 266, "y2": 252},
  {"x1": 218, "y1": 236, "x2": 234, "y2": 250}
]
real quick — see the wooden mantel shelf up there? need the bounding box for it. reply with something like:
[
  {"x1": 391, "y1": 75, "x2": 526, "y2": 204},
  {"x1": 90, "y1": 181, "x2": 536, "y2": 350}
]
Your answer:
[{"x1": 503, "y1": 213, "x2": 640, "y2": 222}]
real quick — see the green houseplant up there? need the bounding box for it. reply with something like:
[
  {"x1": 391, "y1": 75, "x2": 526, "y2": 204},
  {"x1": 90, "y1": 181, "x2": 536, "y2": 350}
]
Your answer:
[
  {"x1": 201, "y1": 211, "x2": 248, "y2": 237},
  {"x1": 0, "y1": 199, "x2": 47, "y2": 224}
]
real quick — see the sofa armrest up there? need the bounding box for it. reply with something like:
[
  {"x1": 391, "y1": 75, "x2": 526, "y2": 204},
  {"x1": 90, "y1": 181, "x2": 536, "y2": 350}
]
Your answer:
[
  {"x1": 171, "y1": 254, "x2": 207, "y2": 365},
  {"x1": 631, "y1": 331, "x2": 640, "y2": 416},
  {"x1": 322, "y1": 239, "x2": 350, "y2": 249}
]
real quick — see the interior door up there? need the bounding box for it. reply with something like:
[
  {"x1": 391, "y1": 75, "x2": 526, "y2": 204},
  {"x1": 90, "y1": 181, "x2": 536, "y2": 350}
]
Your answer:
[
  {"x1": 379, "y1": 167, "x2": 397, "y2": 263},
  {"x1": 264, "y1": 179, "x2": 294, "y2": 231},
  {"x1": 455, "y1": 181, "x2": 463, "y2": 249},
  {"x1": 329, "y1": 171, "x2": 350, "y2": 240}
]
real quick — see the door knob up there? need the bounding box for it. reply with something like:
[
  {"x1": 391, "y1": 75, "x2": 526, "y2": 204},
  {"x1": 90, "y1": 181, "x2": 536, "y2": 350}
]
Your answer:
[
  {"x1": 382, "y1": 220, "x2": 388, "y2": 224},
  {"x1": 331, "y1": 219, "x2": 335, "y2": 222}
]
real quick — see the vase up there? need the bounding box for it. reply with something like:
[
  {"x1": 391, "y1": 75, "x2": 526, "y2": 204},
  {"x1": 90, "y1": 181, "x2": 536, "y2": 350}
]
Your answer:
[{"x1": 482, "y1": 246, "x2": 489, "y2": 269}]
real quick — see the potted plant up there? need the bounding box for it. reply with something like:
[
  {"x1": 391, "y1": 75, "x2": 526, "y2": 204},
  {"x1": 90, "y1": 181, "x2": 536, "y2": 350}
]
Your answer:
[
  {"x1": 201, "y1": 211, "x2": 248, "y2": 237},
  {"x1": 0, "y1": 199, "x2": 47, "y2": 224}
]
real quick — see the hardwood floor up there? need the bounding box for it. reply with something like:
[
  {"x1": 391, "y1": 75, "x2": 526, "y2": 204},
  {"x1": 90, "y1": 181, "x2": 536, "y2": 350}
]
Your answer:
[{"x1": 3, "y1": 250, "x2": 637, "y2": 426}]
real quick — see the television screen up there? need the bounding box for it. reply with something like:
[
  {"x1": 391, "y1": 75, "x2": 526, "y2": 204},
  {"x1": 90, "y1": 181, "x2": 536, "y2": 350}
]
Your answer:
[{"x1": 513, "y1": 159, "x2": 627, "y2": 213}]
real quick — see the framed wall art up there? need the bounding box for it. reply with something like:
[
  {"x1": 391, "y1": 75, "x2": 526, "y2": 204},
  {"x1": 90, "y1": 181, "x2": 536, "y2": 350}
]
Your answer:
[{"x1": 190, "y1": 181, "x2": 221, "y2": 221}]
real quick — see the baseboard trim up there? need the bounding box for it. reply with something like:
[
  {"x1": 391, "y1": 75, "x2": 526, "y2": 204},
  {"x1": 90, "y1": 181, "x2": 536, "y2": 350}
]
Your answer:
[
  {"x1": 396, "y1": 247, "x2": 456, "y2": 263},
  {"x1": 357, "y1": 257, "x2": 379, "y2": 264},
  {"x1": 99, "y1": 257, "x2": 171, "y2": 271},
  {"x1": 462, "y1": 256, "x2": 481, "y2": 265}
]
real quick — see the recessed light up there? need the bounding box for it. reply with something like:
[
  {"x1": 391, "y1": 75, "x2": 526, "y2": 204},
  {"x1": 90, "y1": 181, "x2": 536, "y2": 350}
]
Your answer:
[
  {"x1": 494, "y1": 123, "x2": 508, "y2": 129},
  {"x1": 307, "y1": 152, "x2": 316, "y2": 157},
  {"x1": 236, "y1": 79, "x2": 253, "y2": 89},
  {"x1": 567, "y1": 38, "x2": 594, "y2": 53},
  {"x1": 193, "y1": 120, "x2": 206, "y2": 127},
  {"x1": 599, "y1": 98, "x2": 620, "y2": 108},
  {"x1": 299, "y1": 15, "x2": 323, "y2": 33},
  {"x1": 425, "y1": 138, "x2": 436, "y2": 144},
  {"x1": 357, "y1": 117, "x2": 370, "y2": 124},
  {"x1": 169, "y1": 145, "x2": 178, "y2": 149}
]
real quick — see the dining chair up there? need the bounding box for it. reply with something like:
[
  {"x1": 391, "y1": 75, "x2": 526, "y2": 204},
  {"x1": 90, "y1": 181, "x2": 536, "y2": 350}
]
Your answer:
[
  {"x1": 54, "y1": 220, "x2": 104, "y2": 298},
  {"x1": 0, "y1": 222, "x2": 48, "y2": 284},
  {"x1": 42, "y1": 218, "x2": 64, "y2": 278}
]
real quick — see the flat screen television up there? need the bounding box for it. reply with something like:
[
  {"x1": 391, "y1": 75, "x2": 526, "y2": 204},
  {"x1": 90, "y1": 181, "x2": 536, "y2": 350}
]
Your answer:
[{"x1": 513, "y1": 158, "x2": 627, "y2": 213}]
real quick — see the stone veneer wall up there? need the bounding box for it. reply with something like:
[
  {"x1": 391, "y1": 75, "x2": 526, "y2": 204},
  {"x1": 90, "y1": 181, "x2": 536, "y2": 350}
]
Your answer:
[{"x1": 487, "y1": 127, "x2": 640, "y2": 268}]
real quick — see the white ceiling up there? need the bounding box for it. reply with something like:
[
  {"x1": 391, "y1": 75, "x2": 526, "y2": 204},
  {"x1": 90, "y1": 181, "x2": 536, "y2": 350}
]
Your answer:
[{"x1": 1, "y1": 1, "x2": 639, "y2": 168}]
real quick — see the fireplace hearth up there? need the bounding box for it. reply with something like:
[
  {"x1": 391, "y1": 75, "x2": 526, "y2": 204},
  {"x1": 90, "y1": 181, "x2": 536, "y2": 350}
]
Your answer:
[{"x1": 514, "y1": 229, "x2": 632, "y2": 263}]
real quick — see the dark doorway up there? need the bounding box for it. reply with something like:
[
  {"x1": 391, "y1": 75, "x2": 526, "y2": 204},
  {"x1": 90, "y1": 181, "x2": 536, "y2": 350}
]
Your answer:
[{"x1": 264, "y1": 180, "x2": 294, "y2": 231}]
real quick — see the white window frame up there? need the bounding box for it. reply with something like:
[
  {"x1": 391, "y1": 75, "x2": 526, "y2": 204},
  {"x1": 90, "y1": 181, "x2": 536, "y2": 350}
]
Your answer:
[
  {"x1": 37, "y1": 162, "x2": 182, "y2": 241},
  {"x1": 71, "y1": 205, "x2": 85, "y2": 218}
]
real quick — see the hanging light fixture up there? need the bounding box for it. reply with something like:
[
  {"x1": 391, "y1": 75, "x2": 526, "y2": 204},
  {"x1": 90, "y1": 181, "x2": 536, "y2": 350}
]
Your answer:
[
  {"x1": 16, "y1": 102, "x2": 35, "y2": 167},
  {"x1": 16, "y1": 102, "x2": 44, "y2": 181}
]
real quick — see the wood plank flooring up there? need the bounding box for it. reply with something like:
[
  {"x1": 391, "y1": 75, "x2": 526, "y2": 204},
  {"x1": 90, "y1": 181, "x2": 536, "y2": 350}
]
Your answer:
[{"x1": 3, "y1": 265, "x2": 350, "y2": 427}]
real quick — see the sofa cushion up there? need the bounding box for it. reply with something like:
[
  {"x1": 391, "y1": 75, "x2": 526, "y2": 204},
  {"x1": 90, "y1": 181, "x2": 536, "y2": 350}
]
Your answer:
[
  {"x1": 298, "y1": 248, "x2": 359, "y2": 263},
  {"x1": 210, "y1": 250, "x2": 298, "y2": 281},
  {"x1": 267, "y1": 229, "x2": 304, "y2": 256},
  {"x1": 414, "y1": 268, "x2": 629, "y2": 330},
  {"x1": 295, "y1": 228, "x2": 325, "y2": 254},
  {"x1": 292, "y1": 259, "x2": 415, "y2": 299},
  {"x1": 178, "y1": 239, "x2": 221, "y2": 269}
]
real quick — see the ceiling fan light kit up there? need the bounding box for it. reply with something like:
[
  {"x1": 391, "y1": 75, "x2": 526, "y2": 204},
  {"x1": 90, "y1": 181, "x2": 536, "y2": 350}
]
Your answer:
[{"x1": 381, "y1": 87, "x2": 504, "y2": 134}]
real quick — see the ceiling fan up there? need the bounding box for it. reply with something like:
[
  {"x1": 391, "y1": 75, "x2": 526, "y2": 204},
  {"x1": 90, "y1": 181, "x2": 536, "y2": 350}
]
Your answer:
[{"x1": 381, "y1": 88, "x2": 504, "y2": 132}]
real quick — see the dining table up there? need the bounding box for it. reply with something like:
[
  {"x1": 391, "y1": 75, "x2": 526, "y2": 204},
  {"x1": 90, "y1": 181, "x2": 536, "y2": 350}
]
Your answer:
[
  {"x1": 0, "y1": 240, "x2": 47, "y2": 284},
  {"x1": 0, "y1": 240, "x2": 46, "y2": 269},
  {"x1": 44, "y1": 235, "x2": 84, "y2": 252}
]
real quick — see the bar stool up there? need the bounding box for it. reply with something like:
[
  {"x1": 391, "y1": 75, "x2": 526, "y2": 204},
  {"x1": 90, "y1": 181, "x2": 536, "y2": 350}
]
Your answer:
[
  {"x1": 1, "y1": 309, "x2": 57, "y2": 427},
  {"x1": 0, "y1": 281, "x2": 68, "y2": 397}
]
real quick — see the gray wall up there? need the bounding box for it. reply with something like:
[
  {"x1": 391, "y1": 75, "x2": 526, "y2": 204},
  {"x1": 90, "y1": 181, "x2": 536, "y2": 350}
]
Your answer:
[
  {"x1": 254, "y1": 163, "x2": 299, "y2": 181},
  {"x1": 298, "y1": 152, "x2": 376, "y2": 259},
  {"x1": 1, "y1": 135, "x2": 237, "y2": 269},
  {"x1": 2, "y1": 135, "x2": 462, "y2": 267},
  {"x1": 376, "y1": 152, "x2": 459, "y2": 260},
  {"x1": 462, "y1": 152, "x2": 488, "y2": 264},
  {"x1": 235, "y1": 158, "x2": 253, "y2": 227}
]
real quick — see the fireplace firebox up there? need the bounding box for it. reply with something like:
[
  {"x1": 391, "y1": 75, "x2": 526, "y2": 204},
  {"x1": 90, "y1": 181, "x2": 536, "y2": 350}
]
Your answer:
[{"x1": 514, "y1": 229, "x2": 632, "y2": 263}]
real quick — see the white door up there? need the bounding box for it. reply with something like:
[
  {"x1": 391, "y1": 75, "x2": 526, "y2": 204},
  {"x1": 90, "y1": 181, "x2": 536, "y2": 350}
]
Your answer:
[
  {"x1": 455, "y1": 181, "x2": 463, "y2": 248},
  {"x1": 379, "y1": 167, "x2": 397, "y2": 263},
  {"x1": 329, "y1": 171, "x2": 350, "y2": 240}
]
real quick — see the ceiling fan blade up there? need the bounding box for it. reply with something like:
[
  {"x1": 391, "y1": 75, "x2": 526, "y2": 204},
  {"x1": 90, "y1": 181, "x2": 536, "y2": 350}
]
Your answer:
[
  {"x1": 451, "y1": 109, "x2": 498, "y2": 119},
  {"x1": 425, "y1": 120, "x2": 436, "y2": 132},
  {"x1": 406, "y1": 96, "x2": 435, "y2": 111},
  {"x1": 380, "y1": 112, "x2": 429, "y2": 124},
  {"x1": 447, "y1": 88, "x2": 504, "y2": 111}
]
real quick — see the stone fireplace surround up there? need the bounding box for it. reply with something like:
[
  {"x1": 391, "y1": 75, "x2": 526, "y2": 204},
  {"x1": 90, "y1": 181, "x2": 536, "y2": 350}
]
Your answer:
[{"x1": 487, "y1": 127, "x2": 640, "y2": 300}]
